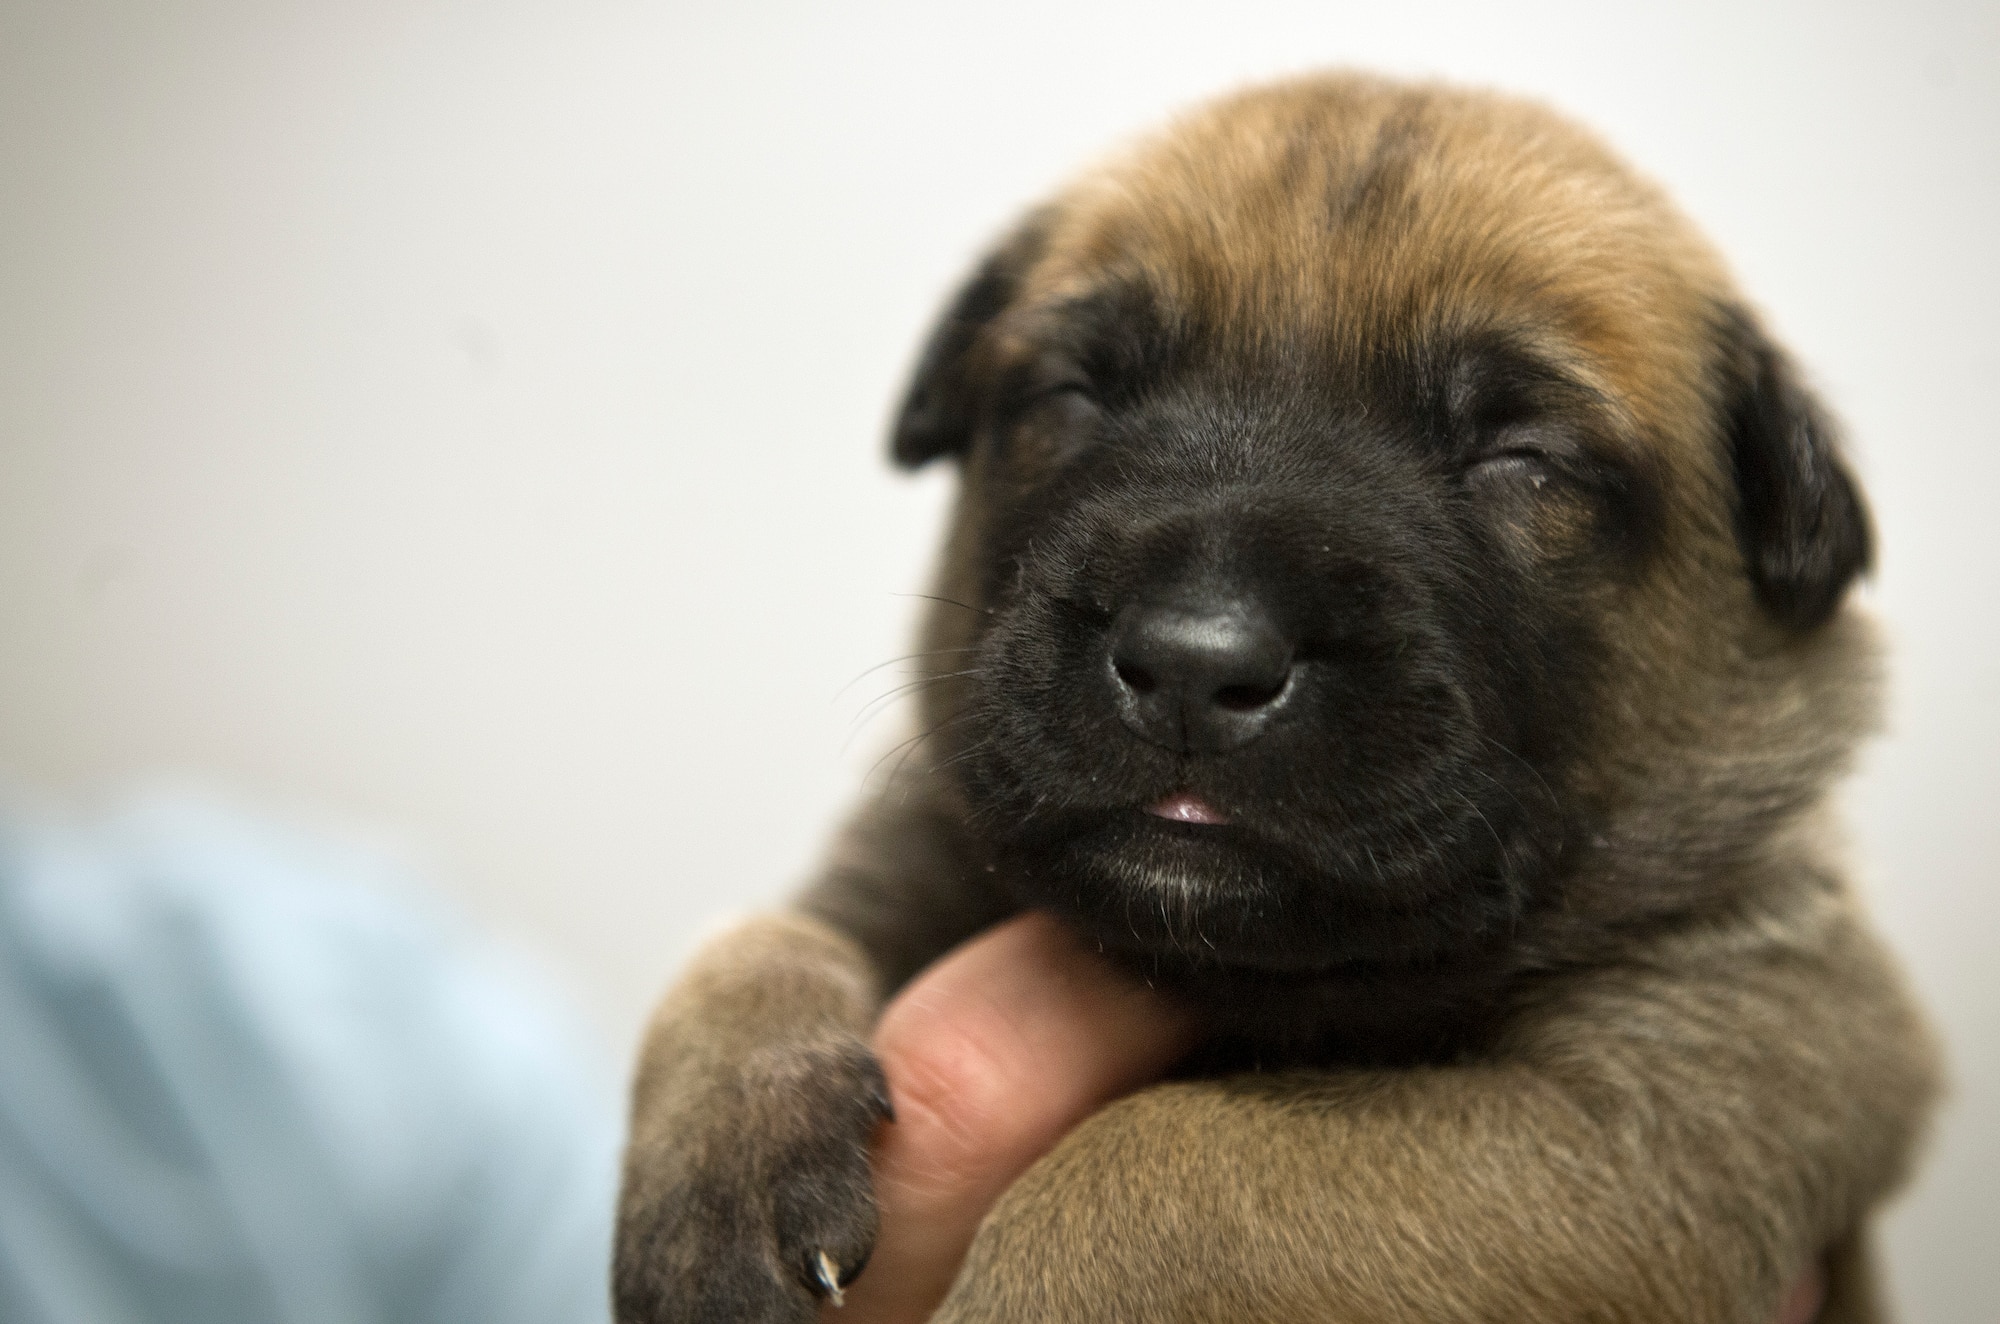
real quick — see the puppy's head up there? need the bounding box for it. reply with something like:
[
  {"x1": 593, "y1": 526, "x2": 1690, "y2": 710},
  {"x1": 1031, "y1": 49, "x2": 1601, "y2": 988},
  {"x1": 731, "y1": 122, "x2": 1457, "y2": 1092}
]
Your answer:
[{"x1": 891, "y1": 77, "x2": 1874, "y2": 996}]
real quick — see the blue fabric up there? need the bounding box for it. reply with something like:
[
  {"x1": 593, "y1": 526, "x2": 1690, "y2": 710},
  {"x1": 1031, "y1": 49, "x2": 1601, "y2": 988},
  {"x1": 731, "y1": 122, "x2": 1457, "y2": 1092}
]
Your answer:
[{"x1": 0, "y1": 792, "x2": 619, "y2": 1324}]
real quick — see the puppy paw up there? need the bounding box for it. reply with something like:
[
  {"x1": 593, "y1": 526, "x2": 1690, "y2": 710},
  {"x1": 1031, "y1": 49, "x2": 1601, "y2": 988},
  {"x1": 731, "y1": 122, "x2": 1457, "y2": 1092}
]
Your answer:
[{"x1": 615, "y1": 1038, "x2": 892, "y2": 1324}]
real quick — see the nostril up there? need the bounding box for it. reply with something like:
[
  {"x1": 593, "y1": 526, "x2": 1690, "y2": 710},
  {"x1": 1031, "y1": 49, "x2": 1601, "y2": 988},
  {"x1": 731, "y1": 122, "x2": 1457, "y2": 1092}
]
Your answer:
[
  {"x1": 1214, "y1": 674, "x2": 1288, "y2": 711},
  {"x1": 1114, "y1": 660, "x2": 1159, "y2": 695}
]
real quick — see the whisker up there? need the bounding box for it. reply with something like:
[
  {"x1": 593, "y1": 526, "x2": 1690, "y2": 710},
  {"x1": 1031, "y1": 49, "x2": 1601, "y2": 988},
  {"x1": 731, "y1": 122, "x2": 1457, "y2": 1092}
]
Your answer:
[
  {"x1": 863, "y1": 727, "x2": 935, "y2": 789},
  {"x1": 1453, "y1": 789, "x2": 1510, "y2": 871},
  {"x1": 863, "y1": 705, "x2": 979, "y2": 791},
  {"x1": 842, "y1": 679, "x2": 947, "y2": 753},
  {"x1": 926, "y1": 729, "x2": 995, "y2": 779},
  {"x1": 844, "y1": 696, "x2": 964, "y2": 762},
  {"x1": 1464, "y1": 763, "x2": 1533, "y2": 820},
  {"x1": 832, "y1": 647, "x2": 978, "y2": 702},
  {"x1": 892, "y1": 592, "x2": 992, "y2": 616},
  {"x1": 1477, "y1": 734, "x2": 1562, "y2": 815},
  {"x1": 848, "y1": 672, "x2": 954, "y2": 725},
  {"x1": 887, "y1": 709, "x2": 980, "y2": 791},
  {"x1": 845, "y1": 668, "x2": 981, "y2": 739}
]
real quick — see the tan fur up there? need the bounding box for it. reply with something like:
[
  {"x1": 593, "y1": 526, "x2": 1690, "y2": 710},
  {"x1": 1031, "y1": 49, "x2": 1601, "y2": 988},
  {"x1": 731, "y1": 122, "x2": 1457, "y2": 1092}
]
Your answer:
[{"x1": 617, "y1": 73, "x2": 1940, "y2": 1323}]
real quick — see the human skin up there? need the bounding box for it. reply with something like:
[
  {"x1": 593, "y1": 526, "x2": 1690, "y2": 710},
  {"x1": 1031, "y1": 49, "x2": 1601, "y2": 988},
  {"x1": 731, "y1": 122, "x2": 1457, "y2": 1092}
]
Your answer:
[
  {"x1": 822, "y1": 912, "x2": 1193, "y2": 1323},
  {"x1": 823, "y1": 913, "x2": 1826, "y2": 1324}
]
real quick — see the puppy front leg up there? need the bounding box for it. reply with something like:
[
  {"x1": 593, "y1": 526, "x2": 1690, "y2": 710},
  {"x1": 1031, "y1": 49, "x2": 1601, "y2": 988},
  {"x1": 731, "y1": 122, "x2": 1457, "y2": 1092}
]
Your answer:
[
  {"x1": 614, "y1": 913, "x2": 889, "y2": 1323},
  {"x1": 615, "y1": 780, "x2": 1011, "y2": 1323},
  {"x1": 934, "y1": 899, "x2": 1937, "y2": 1324}
]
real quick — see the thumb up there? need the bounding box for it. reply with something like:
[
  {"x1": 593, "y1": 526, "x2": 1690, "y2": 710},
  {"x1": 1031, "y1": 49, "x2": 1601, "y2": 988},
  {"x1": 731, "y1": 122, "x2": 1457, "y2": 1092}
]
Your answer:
[{"x1": 828, "y1": 912, "x2": 1193, "y2": 1323}]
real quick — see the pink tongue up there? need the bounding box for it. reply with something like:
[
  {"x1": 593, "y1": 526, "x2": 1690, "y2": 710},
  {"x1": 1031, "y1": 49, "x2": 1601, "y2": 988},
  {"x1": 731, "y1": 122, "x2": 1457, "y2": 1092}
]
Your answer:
[{"x1": 1147, "y1": 792, "x2": 1230, "y2": 825}]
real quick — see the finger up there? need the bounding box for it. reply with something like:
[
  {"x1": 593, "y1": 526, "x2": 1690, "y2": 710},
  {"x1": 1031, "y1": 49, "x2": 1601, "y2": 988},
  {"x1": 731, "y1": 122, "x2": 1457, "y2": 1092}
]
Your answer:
[
  {"x1": 826, "y1": 911, "x2": 1194, "y2": 1323},
  {"x1": 1775, "y1": 1263, "x2": 1825, "y2": 1324}
]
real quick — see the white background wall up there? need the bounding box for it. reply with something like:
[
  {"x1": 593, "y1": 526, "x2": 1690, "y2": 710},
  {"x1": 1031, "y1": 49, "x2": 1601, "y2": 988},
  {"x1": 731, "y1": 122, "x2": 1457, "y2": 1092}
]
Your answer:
[{"x1": 1, "y1": 1, "x2": 1992, "y2": 1315}]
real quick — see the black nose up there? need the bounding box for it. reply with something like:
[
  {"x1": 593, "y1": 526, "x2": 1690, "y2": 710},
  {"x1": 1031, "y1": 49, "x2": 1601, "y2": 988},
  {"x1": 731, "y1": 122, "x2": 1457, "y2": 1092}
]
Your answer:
[{"x1": 1108, "y1": 601, "x2": 1296, "y2": 753}]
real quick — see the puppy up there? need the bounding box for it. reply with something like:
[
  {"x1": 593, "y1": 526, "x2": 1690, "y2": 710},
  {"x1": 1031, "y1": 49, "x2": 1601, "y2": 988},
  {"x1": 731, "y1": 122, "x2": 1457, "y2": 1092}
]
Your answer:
[{"x1": 615, "y1": 73, "x2": 1940, "y2": 1323}]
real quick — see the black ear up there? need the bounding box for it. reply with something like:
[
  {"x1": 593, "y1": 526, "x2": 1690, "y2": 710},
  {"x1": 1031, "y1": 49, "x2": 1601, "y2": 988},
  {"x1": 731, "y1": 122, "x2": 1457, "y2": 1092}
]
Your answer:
[
  {"x1": 890, "y1": 220, "x2": 1046, "y2": 468},
  {"x1": 1716, "y1": 306, "x2": 1873, "y2": 631}
]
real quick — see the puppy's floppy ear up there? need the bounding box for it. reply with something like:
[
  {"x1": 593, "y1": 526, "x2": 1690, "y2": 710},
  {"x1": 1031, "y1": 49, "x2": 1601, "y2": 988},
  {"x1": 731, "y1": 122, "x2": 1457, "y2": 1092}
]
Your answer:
[
  {"x1": 1715, "y1": 305, "x2": 1873, "y2": 631},
  {"x1": 890, "y1": 218, "x2": 1047, "y2": 468}
]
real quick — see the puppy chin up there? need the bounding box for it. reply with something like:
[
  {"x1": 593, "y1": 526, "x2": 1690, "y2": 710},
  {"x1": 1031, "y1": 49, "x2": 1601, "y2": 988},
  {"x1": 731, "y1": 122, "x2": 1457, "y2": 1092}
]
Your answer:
[
  {"x1": 994, "y1": 823, "x2": 1330, "y2": 970},
  {"x1": 1013, "y1": 806, "x2": 1526, "y2": 975}
]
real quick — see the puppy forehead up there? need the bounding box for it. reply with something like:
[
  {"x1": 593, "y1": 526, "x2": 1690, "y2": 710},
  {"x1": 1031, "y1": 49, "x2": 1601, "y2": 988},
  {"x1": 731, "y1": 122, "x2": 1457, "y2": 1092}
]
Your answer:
[{"x1": 1008, "y1": 76, "x2": 1733, "y2": 460}]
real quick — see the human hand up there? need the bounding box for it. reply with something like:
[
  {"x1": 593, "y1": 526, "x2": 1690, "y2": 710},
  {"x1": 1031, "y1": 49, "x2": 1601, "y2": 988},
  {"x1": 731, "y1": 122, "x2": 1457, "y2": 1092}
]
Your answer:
[
  {"x1": 824, "y1": 912, "x2": 1827, "y2": 1324},
  {"x1": 822, "y1": 912, "x2": 1192, "y2": 1323}
]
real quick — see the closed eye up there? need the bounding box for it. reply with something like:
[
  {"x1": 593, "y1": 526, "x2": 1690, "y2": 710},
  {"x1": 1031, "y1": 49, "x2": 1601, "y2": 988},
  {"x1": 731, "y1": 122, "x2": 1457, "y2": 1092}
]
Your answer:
[
  {"x1": 1030, "y1": 386, "x2": 1102, "y2": 432},
  {"x1": 1028, "y1": 380, "x2": 1096, "y2": 406},
  {"x1": 1466, "y1": 449, "x2": 1556, "y2": 489},
  {"x1": 992, "y1": 353, "x2": 1097, "y2": 424},
  {"x1": 997, "y1": 377, "x2": 1103, "y2": 466}
]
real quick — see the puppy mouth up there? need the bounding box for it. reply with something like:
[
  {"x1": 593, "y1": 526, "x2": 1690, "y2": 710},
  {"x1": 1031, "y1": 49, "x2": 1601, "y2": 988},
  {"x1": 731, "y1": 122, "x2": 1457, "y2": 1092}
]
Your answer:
[{"x1": 1144, "y1": 791, "x2": 1231, "y2": 825}]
